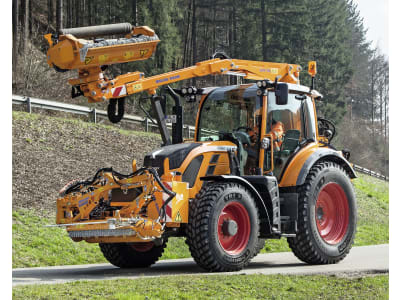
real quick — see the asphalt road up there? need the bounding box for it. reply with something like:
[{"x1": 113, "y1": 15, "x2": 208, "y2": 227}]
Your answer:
[{"x1": 12, "y1": 244, "x2": 388, "y2": 286}]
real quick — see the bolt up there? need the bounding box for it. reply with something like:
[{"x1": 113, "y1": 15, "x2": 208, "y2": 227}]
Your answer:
[
  {"x1": 91, "y1": 91, "x2": 96, "y2": 96},
  {"x1": 102, "y1": 96, "x2": 107, "y2": 101}
]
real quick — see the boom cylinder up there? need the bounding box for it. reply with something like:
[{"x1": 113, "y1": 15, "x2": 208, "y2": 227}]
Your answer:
[{"x1": 59, "y1": 23, "x2": 133, "y2": 38}]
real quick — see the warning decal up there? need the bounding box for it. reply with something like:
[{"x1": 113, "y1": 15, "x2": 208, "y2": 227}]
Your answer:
[
  {"x1": 174, "y1": 211, "x2": 182, "y2": 222},
  {"x1": 111, "y1": 85, "x2": 127, "y2": 97}
]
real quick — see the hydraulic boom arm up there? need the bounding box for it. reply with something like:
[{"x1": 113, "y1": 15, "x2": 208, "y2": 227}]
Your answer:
[
  {"x1": 45, "y1": 23, "x2": 301, "y2": 103},
  {"x1": 66, "y1": 57, "x2": 302, "y2": 103}
]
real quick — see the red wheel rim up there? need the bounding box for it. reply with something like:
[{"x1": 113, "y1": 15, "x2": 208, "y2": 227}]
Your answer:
[
  {"x1": 315, "y1": 183, "x2": 349, "y2": 245},
  {"x1": 217, "y1": 201, "x2": 251, "y2": 255},
  {"x1": 130, "y1": 242, "x2": 154, "y2": 252}
]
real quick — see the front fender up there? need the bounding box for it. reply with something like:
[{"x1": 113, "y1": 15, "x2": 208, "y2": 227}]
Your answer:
[{"x1": 200, "y1": 175, "x2": 273, "y2": 236}]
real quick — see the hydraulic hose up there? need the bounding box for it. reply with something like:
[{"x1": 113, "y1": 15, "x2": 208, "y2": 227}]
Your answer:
[{"x1": 107, "y1": 98, "x2": 125, "y2": 123}]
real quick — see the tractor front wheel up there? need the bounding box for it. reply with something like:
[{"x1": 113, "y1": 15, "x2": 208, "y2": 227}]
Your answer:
[
  {"x1": 186, "y1": 182, "x2": 259, "y2": 272},
  {"x1": 99, "y1": 241, "x2": 166, "y2": 268},
  {"x1": 287, "y1": 161, "x2": 357, "y2": 264}
]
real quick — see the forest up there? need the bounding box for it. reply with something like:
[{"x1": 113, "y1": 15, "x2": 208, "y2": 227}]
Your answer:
[{"x1": 11, "y1": 0, "x2": 389, "y2": 175}]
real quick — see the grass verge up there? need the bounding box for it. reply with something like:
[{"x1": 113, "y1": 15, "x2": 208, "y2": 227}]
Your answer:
[
  {"x1": 12, "y1": 274, "x2": 388, "y2": 299},
  {"x1": 12, "y1": 209, "x2": 191, "y2": 268},
  {"x1": 12, "y1": 173, "x2": 388, "y2": 268}
]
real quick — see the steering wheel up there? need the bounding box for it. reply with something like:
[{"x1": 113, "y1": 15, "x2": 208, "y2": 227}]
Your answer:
[{"x1": 317, "y1": 118, "x2": 336, "y2": 143}]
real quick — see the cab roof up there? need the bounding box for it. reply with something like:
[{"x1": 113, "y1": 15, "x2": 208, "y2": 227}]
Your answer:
[{"x1": 203, "y1": 83, "x2": 322, "y2": 99}]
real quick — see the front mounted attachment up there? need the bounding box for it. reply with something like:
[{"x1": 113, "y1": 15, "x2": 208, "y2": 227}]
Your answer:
[{"x1": 53, "y1": 165, "x2": 189, "y2": 244}]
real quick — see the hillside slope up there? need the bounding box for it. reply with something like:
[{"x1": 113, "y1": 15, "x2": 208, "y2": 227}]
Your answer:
[{"x1": 12, "y1": 111, "x2": 161, "y2": 214}]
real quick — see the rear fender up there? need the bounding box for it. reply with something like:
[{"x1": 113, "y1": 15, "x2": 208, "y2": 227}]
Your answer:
[
  {"x1": 279, "y1": 144, "x2": 356, "y2": 187},
  {"x1": 295, "y1": 149, "x2": 357, "y2": 186}
]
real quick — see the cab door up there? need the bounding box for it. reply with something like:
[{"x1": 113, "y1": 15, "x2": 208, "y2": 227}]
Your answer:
[{"x1": 259, "y1": 91, "x2": 316, "y2": 178}]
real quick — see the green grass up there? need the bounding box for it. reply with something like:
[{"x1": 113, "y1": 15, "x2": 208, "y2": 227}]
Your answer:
[
  {"x1": 352, "y1": 173, "x2": 389, "y2": 246},
  {"x1": 12, "y1": 210, "x2": 106, "y2": 268},
  {"x1": 12, "y1": 173, "x2": 389, "y2": 268},
  {"x1": 12, "y1": 274, "x2": 389, "y2": 299}
]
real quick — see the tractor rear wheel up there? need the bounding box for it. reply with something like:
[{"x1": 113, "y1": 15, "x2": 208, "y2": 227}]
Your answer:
[
  {"x1": 99, "y1": 241, "x2": 166, "y2": 268},
  {"x1": 186, "y1": 182, "x2": 259, "y2": 272},
  {"x1": 287, "y1": 161, "x2": 357, "y2": 264}
]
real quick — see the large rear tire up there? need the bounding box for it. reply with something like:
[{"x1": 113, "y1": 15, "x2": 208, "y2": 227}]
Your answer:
[
  {"x1": 99, "y1": 241, "x2": 166, "y2": 268},
  {"x1": 287, "y1": 161, "x2": 357, "y2": 264},
  {"x1": 186, "y1": 182, "x2": 259, "y2": 272}
]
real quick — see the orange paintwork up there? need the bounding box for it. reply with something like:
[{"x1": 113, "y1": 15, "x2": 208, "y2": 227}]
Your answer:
[
  {"x1": 279, "y1": 142, "x2": 320, "y2": 187},
  {"x1": 46, "y1": 26, "x2": 159, "y2": 70}
]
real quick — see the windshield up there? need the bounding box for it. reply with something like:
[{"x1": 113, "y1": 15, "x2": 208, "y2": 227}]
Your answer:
[
  {"x1": 266, "y1": 92, "x2": 304, "y2": 138},
  {"x1": 197, "y1": 85, "x2": 261, "y2": 141}
]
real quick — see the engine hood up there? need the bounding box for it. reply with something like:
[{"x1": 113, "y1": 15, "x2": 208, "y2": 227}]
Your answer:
[{"x1": 143, "y1": 141, "x2": 237, "y2": 176}]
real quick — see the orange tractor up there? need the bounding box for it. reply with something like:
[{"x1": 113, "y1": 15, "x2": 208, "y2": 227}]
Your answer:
[{"x1": 45, "y1": 23, "x2": 357, "y2": 271}]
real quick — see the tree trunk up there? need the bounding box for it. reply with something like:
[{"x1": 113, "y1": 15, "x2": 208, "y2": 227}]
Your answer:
[
  {"x1": 48, "y1": 0, "x2": 53, "y2": 25},
  {"x1": 380, "y1": 81, "x2": 383, "y2": 135},
  {"x1": 22, "y1": 0, "x2": 29, "y2": 54},
  {"x1": 12, "y1": 0, "x2": 19, "y2": 74},
  {"x1": 183, "y1": 3, "x2": 191, "y2": 68},
  {"x1": 28, "y1": 0, "x2": 32, "y2": 35},
  {"x1": 109, "y1": 0, "x2": 112, "y2": 23},
  {"x1": 191, "y1": 0, "x2": 197, "y2": 85},
  {"x1": 384, "y1": 72, "x2": 388, "y2": 144},
  {"x1": 65, "y1": 0, "x2": 70, "y2": 28},
  {"x1": 56, "y1": 0, "x2": 63, "y2": 31},
  {"x1": 88, "y1": 0, "x2": 93, "y2": 25},
  {"x1": 75, "y1": 0, "x2": 80, "y2": 27},
  {"x1": 132, "y1": 0, "x2": 137, "y2": 26},
  {"x1": 261, "y1": 0, "x2": 267, "y2": 61}
]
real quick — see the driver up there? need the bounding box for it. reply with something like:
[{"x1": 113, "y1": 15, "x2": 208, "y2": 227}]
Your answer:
[
  {"x1": 270, "y1": 119, "x2": 284, "y2": 151},
  {"x1": 248, "y1": 118, "x2": 284, "y2": 151}
]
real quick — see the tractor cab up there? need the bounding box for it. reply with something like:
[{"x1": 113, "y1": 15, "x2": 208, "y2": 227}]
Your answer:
[{"x1": 195, "y1": 82, "x2": 318, "y2": 180}]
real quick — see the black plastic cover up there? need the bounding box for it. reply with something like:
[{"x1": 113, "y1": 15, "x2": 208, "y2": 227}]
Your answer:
[
  {"x1": 182, "y1": 155, "x2": 204, "y2": 187},
  {"x1": 144, "y1": 143, "x2": 201, "y2": 175}
]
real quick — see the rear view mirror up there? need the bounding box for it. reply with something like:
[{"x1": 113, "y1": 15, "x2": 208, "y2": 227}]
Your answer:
[{"x1": 275, "y1": 83, "x2": 288, "y2": 105}]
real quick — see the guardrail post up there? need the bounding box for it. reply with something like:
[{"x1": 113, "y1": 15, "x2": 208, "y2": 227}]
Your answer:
[
  {"x1": 90, "y1": 108, "x2": 97, "y2": 123},
  {"x1": 26, "y1": 97, "x2": 31, "y2": 113}
]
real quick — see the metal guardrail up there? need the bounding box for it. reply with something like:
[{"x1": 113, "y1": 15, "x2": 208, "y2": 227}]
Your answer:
[
  {"x1": 353, "y1": 164, "x2": 389, "y2": 181},
  {"x1": 12, "y1": 95, "x2": 388, "y2": 181},
  {"x1": 12, "y1": 95, "x2": 195, "y2": 138}
]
